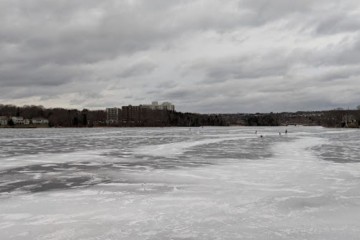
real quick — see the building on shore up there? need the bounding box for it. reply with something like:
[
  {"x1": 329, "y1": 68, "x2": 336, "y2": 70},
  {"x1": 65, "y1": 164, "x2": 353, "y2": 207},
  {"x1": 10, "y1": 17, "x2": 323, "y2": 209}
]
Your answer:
[
  {"x1": 140, "y1": 101, "x2": 175, "y2": 111},
  {"x1": 121, "y1": 105, "x2": 169, "y2": 126},
  {"x1": 106, "y1": 108, "x2": 121, "y2": 125},
  {"x1": 11, "y1": 117, "x2": 25, "y2": 125},
  {"x1": 106, "y1": 102, "x2": 175, "y2": 126},
  {"x1": 32, "y1": 117, "x2": 49, "y2": 125},
  {"x1": 0, "y1": 116, "x2": 8, "y2": 126},
  {"x1": 160, "y1": 102, "x2": 175, "y2": 111},
  {"x1": 121, "y1": 105, "x2": 141, "y2": 125},
  {"x1": 1, "y1": 116, "x2": 49, "y2": 126}
]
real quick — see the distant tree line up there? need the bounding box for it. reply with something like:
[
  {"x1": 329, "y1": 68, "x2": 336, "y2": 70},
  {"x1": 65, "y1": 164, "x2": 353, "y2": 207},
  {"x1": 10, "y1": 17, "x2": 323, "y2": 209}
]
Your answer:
[
  {"x1": 220, "y1": 110, "x2": 360, "y2": 128},
  {"x1": 0, "y1": 104, "x2": 228, "y2": 127},
  {"x1": 321, "y1": 110, "x2": 360, "y2": 128},
  {"x1": 1, "y1": 104, "x2": 359, "y2": 128},
  {"x1": 168, "y1": 112, "x2": 227, "y2": 127},
  {"x1": 0, "y1": 105, "x2": 106, "y2": 127},
  {"x1": 112, "y1": 108, "x2": 228, "y2": 127}
]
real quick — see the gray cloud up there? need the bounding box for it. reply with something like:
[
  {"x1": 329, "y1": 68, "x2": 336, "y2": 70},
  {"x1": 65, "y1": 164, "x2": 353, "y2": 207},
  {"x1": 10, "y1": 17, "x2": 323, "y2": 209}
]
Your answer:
[
  {"x1": 119, "y1": 60, "x2": 158, "y2": 78},
  {"x1": 1, "y1": 0, "x2": 360, "y2": 112},
  {"x1": 240, "y1": 0, "x2": 313, "y2": 24},
  {"x1": 316, "y1": 14, "x2": 360, "y2": 35}
]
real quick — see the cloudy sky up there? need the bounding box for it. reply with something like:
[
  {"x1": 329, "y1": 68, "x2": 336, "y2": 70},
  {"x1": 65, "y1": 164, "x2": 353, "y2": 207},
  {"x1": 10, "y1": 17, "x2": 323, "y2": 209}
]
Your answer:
[{"x1": 1, "y1": 0, "x2": 360, "y2": 113}]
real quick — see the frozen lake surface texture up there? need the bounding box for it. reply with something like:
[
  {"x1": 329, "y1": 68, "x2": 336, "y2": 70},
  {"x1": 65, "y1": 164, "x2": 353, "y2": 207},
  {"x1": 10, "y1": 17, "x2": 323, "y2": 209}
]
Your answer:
[{"x1": 1, "y1": 126, "x2": 360, "y2": 239}]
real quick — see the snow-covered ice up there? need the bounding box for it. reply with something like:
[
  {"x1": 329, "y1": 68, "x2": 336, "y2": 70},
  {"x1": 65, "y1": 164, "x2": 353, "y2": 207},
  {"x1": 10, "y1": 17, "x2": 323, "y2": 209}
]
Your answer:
[{"x1": 1, "y1": 126, "x2": 360, "y2": 239}]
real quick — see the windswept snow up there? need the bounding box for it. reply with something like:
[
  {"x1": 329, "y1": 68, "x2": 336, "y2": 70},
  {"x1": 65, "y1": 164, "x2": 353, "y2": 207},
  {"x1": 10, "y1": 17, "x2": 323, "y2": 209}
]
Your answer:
[{"x1": 1, "y1": 127, "x2": 360, "y2": 239}]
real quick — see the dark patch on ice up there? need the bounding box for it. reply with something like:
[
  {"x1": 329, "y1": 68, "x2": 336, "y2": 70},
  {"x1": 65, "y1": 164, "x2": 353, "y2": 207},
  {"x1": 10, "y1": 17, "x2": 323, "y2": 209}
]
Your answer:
[
  {"x1": 0, "y1": 162, "x2": 112, "y2": 194},
  {"x1": 1, "y1": 162, "x2": 114, "y2": 175},
  {"x1": 278, "y1": 195, "x2": 334, "y2": 212},
  {"x1": 311, "y1": 131, "x2": 360, "y2": 163},
  {"x1": 0, "y1": 158, "x2": 213, "y2": 194},
  {"x1": 0, "y1": 129, "x2": 190, "y2": 159},
  {"x1": 312, "y1": 144, "x2": 360, "y2": 163},
  {"x1": 112, "y1": 158, "x2": 213, "y2": 169},
  {"x1": 0, "y1": 176, "x2": 106, "y2": 193},
  {"x1": 186, "y1": 136, "x2": 292, "y2": 160}
]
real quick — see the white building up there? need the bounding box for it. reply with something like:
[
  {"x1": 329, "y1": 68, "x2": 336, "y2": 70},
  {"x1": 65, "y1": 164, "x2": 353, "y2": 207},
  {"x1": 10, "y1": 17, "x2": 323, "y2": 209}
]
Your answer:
[
  {"x1": 0, "y1": 116, "x2": 8, "y2": 126},
  {"x1": 161, "y1": 102, "x2": 175, "y2": 111},
  {"x1": 32, "y1": 118, "x2": 49, "y2": 125},
  {"x1": 11, "y1": 117, "x2": 24, "y2": 125},
  {"x1": 141, "y1": 101, "x2": 175, "y2": 111}
]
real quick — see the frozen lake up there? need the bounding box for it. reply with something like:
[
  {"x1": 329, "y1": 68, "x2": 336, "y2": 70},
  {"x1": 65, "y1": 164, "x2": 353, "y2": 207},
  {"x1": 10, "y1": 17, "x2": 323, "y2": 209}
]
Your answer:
[{"x1": 1, "y1": 126, "x2": 360, "y2": 239}]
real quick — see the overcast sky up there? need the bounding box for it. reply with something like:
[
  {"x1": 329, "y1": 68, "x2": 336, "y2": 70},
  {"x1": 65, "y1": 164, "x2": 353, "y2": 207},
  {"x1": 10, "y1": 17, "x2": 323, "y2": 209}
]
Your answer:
[{"x1": 1, "y1": 0, "x2": 360, "y2": 113}]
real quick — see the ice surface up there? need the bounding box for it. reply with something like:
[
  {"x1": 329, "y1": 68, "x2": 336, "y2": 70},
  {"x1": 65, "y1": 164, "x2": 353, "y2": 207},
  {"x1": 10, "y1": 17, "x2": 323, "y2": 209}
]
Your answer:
[{"x1": 1, "y1": 127, "x2": 360, "y2": 239}]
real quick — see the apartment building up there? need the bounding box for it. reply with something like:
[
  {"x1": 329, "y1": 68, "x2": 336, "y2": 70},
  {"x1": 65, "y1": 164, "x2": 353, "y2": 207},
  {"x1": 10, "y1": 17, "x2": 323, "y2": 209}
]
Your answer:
[
  {"x1": 141, "y1": 101, "x2": 175, "y2": 111},
  {"x1": 106, "y1": 108, "x2": 121, "y2": 124}
]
